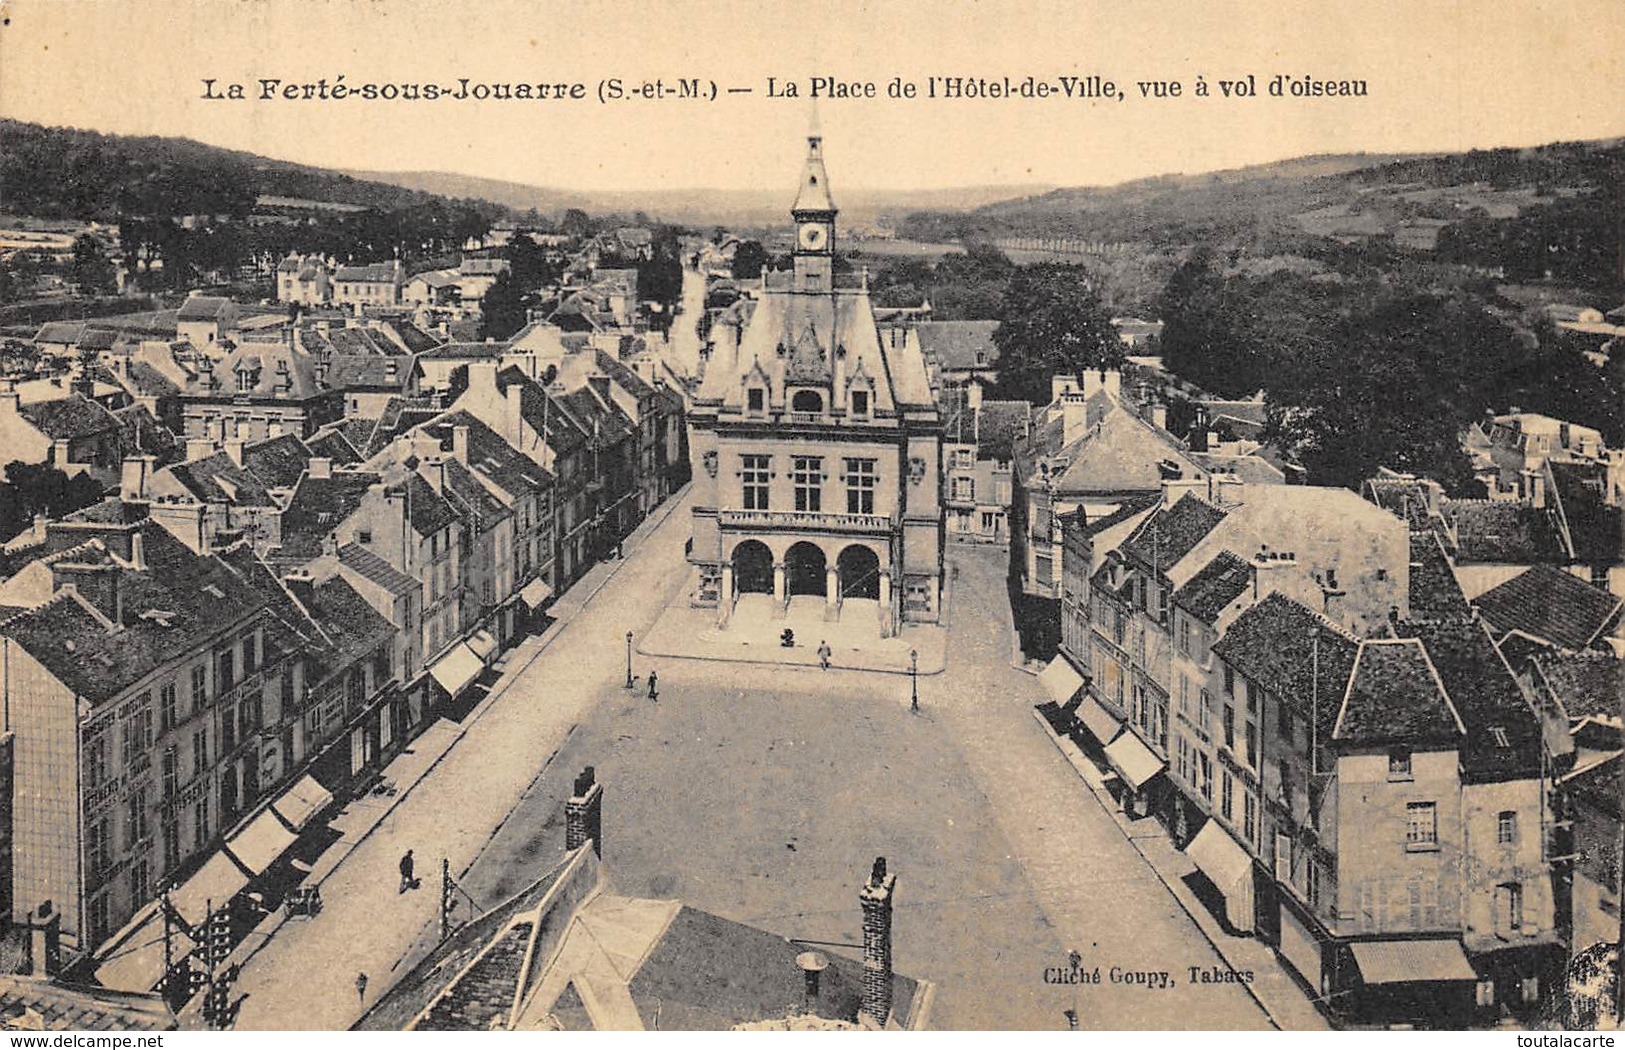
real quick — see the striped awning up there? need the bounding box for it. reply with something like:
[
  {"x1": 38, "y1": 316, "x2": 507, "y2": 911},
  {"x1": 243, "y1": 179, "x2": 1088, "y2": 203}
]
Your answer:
[
  {"x1": 1037, "y1": 655, "x2": 1084, "y2": 705},
  {"x1": 1351, "y1": 939, "x2": 1477, "y2": 985},
  {"x1": 429, "y1": 643, "x2": 484, "y2": 698},
  {"x1": 1104, "y1": 731, "x2": 1165, "y2": 790},
  {"x1": 271, "y1": 774, "x2": 333, "y2": 831},
  {"x1": 1079, "y1": 697, "x2": 1123, "y2": 745},
  {"x1": 520, "y1": 577, "x2": 553, "y2": 607},
  {"x1": 224, "y1": 809, "x2": 297, "y2": 876}
]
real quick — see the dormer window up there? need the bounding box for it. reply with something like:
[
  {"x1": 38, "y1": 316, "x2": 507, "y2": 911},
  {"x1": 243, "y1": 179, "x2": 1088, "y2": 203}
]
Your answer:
[
  {"x1": 747, "y1": 388, "x2": 766, "y2": 415},
  {"x1": 851, "y1": 390, "x2": 870, "y2": 417},
  {"x1": 790, "y1": 390, "x2": 824, "y2": 414}
]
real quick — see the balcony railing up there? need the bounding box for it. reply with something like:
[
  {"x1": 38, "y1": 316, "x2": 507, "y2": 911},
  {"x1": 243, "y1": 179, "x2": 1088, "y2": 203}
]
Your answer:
[{"x1": 719, "y1": 508, "x2": 892, "y2": 534}]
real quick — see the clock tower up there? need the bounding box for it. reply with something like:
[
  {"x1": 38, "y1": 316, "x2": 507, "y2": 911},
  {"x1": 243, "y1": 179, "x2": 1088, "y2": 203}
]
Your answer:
[{"x1": 791, "y1": 131, "x2": 837, "y2": 294}]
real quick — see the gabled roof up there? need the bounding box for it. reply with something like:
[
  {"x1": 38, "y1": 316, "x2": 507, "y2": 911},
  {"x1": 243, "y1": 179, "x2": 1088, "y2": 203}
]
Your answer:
[
  {"x1": 1393, "y1": 618, "x2": 1544, "y2": 780},
  {"x1": 419, "y1": 411, "x2": 553, "y2": 499},
  {"x1": 274, "y1": 470, "x2": 380, "y2": 564},
  {"x1": 325, "y1": 354, "x2": 412, "y2": 392},
  {"x1": 435, "y1": 458, "x2": 512, "y2": 534},
  {"x1": 0, "y1": 524, "x2": 268, "y2": 705},
  {"x1": 242, "y1": 434, "x2": 314, "y2": 491},
  {"x1": 1531, "y1": 650, "x2": 1625, "y2": 723},
  {"x1": 915, "y1": 320, "x2": 999, "y2": 372},
  {"x1": 333, "y1": 260, "x2": 403, "y2": 283},
  {"x1": 1442, "y1": 498, "x2": 1566, "y2": 564},
  {"x1": 1053, "y1": 406, "x2": 1191, "y2": 496},
  {"x1": 1408, "y1": 530, "x2": 1472, "y2": 622},
  {"x1": 1120, "y1": 494, "x2": 1228, "y2": 576},
  {"x1": 304, "y1": 426, "x2": 364, "y2": 466},
  {"x1": 163, "y1": 451, "x2": 274, "y2": 507},
  {"x1": 17, "y1": 394, "x2": 120, "y2": 440},
  {"x1": 1173, "y1": 550, "x2": 1253, "y2": 626},
  {"x1": 303, "y1": 574, "x2": 396, "y2": 672},
  {"x1": 176, "y1": 295, "x2": 232, "y2": 322},
  {"x1": 111, "y1": 405, "x2": 178, "y2": 461},
  {"x1": 420, "y1": 341, "x2": 509, "y2": 361},
  {"x1": 1211, "y1": 592, "x2": 1358, "y2": 745},
  {"x1": 324, "y1": 327, "x2": 401, "y2": 357},
  {"x1": 337, "y1": 542, "x2": 417, "y2": 596},
  {"x1": 1333, "y1": 638, "x2": 1463, "y2": 747},
  {"x1": 1474, "y1": 564, "x2": 1623, "y2": 652},
  {"x1": 183, "y1": 343, "x2": 325, "y2": 400},
  {"x1": 404, "y1": 472, "x2": 456, "y2": 538}
]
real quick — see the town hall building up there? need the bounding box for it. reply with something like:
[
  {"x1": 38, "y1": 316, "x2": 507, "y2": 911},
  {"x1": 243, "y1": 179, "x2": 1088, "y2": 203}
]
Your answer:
[{"x1": 687, "y1": 133, "x2": 944, "y2": 636}]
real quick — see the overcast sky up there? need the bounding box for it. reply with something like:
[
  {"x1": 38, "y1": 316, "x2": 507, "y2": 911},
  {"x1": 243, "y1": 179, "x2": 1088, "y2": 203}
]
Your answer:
[{"x1": 2, "y1": 0, "x2": 1621, "y2": 194}]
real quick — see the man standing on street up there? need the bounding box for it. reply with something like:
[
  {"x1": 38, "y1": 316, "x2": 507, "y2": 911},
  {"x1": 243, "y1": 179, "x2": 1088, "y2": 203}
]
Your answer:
[
  {"x1": 647, "y1": 669, "x2": 659, "y2": 702},
  {"x1": 356, "y1": 972, "x2": 368, "y2": 1003},
  {"x1": 817, "y1": 640, "x2": 832, "y2": 670},
  {"x1": 399, "y1": 849, "x2": 415, "y2": 893}
]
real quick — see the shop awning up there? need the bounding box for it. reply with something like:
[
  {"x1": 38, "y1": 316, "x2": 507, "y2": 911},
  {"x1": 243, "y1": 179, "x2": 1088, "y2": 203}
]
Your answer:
[
  {"x1": 224, "y1": 809, "x2": 298, "y2": 876},
  {"x1": 94, "y1": 910, "x2": 196, "y2": 993},
  {"x1": 466, "y1": 629, "x2": 498, "y2": 661},
  {"x1": 429, "y1": 644, "x2": 484, "y2": 697},
  {"x1": 1037, "y1": 655, "x2": 1084, "y2": 705},
  {"x1": 520, "y1": 577, "x2": 553, "y2": 607},
  {"x1": 1351, "y1": 939, "x2": 1478, "y2": 985},
  {"x1": 1079, "y1": 697, "x2": 1123, "y2": 745},
  {"x1": 271, "y1": 774, "x2": 334, "y2": 831},
  {"x1": 168, "y1": 852, "x2": 250, "y2": 926},
  {"x1": 1185, "y1": 818, "x2": 1255, "y2": 891},
  {"x1": 1104, "y1": 731, "x2": 1166, "y2": 790}
]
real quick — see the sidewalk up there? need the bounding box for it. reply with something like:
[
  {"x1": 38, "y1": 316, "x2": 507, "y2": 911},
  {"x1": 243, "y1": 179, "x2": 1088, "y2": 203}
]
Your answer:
[
  {"x1": 1030, "y1": 708, "x2": 1332, "y2": 1032},
  {"x1": 215, "y1": 489, "x2": 691, "y2": 1025},
  {"x1": 640, "y1": 592, "x2": 948, "y2": 674}
]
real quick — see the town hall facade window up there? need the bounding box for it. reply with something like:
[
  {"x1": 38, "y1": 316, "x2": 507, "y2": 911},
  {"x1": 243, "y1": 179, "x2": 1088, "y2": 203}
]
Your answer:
[
  {"x1": 844, "y1": 458, "x2": 877, "y2": 514},
  {"x1": 792, "y1": 456, "x2": 823, "y2": 512},
  {"x1": 742, "y1": 454, "x2": 771, "y2": 510}
]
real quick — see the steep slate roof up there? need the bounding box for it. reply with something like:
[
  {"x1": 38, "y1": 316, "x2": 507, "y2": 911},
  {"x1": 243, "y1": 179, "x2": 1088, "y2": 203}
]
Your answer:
[
  {"x1": 915, "y1": 320, "x2": 999, "y2": 371},
  {"x1": 497, "y1": 366, "x2": 589, "y2": 458},
  {"x1": 1211, "y1": 592, "x2": 1358, "y2": 744},
  {"x1": 338, "y1": 542, "x2": 417, "y2": 595},
  {"x1": 1394, "y1": 618, "x2": 1544, "y2": 780},
  {"x1": 0, "y1": 977, "x2": 173, "y2": 1031},
  {"x1": 1333, "y1": 638, "x2": 1463, "y2": 747},
  {"x1": 436, "y1": 457, "x2": 512, "y2": 535},
  {"x1": 1076, "y1": 492, "x2": 1160, "y2": 540},
  {"x1": 419, "y1": 411, "x2": 553, "y2": 499},
  {"x1": 383, "y1": 320, "x2": 444, "y2": 354},
  {"x1": 212, "y1": 542, "x2": 320, "y2": 664},
  {"x1": 324, "y1": 327, "x2": 400, "y2": 357},
  {"x1": 1442, "y1": 499, "x2": 1566, "y2": 564},
  {"x1": 0, "y1": 525, "x2": 268, "y2": 705},
  {"x1": 1365, "y1": 477, "x2": 1440, "y2": 529},
  {"x1": 1532, "y1": 651, "x2": 1625, "y2": 723},
  {"x1": 1474, "y1": 564, "x2": 1623, "y2": 652},
  {"x1": 275, "y1": 470, "x2": 380, "y2": 563},
  {"x1": 560, "y1": 386, "x2": 634, "y2": 451},
  {"x1": 1120, "y1": 494, "x2": 1228, "y2": 576},
  {"x1": 185, "y1": 343, "x2": 325, "y2": 400},
  {"x1": 111, "y1": 404, "x2": 179, "y2": 462},
  {"x1": 404, "y1": 471, "x2": 456, "y2": 538},
  {"x1": 1173, "y1": 550, "x2": 1253, "y2": 626},
  {"x1": 18, "y1": 394, "x2": 120, "y2": 439},
  {"x1": 1408, "y1": 530, "x2": 1473, "y2": 622},
  {"x1": 164, "y1": 452, "x2": 275, "y2": 507},
  {"x1": 326, "y1": 354, "x2": 412, "y2": 392},
  {"x1": 242, "y1": 434, "x2": 314, "y2": 491},
  {"x1": 333, "y1": 261, "x2": 403, "y2": 283},
  {"x1": 302, "y1": 574, "x2": 396, "y2": 673},
  {"x1": 421, "y1": 341, "x2": 509, "y2": 361},
  {"x1": 175, "y1": 296, "x2": 232, "y2": 321},
  {"x1": 1053, "y1": 406, "x2": 1192, "y2": 496},
  {"x1": 305, "y1": 427, "x2": 364, "y2": 466}
]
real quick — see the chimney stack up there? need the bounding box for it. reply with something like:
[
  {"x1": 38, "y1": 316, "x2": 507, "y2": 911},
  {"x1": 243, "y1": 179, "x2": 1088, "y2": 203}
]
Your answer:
[
  {"x1": 24, "y1": 902, "x2": 61, "y2": 978},
  {"x1": 307, "y1": 457, "x2": 333, "y2": 480},
  {"x1": 224, "y1": 439, "x2": 246, "y2": 468},
  {"x1": 452, "y1": 425, "x2": 471, "y2": 464},
  {"x1": 566, "y1": 766, "x2": 603, "y2": 857},
  {"x1": 120, "y1": 455, "x2": 156, "y2": 503},
  {"x1": 796, "y1": 951, "x2": 828, "y2": 1015},
  {"x1": 858, "y1": 856, "x2": 896, "y2": 1027}
]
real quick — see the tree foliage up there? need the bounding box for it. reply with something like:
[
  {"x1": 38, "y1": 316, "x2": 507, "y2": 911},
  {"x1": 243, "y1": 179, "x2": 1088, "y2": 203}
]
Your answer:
[
  {"x1": 479, "y1": 271, "x2": 529, "y2": 342},
  {"x1": 70, "y1": 235, "x2": 116, "y2": 295},
  {"x1": 731, "y1": 240, "x2": 769, "y2": 281},
  {"x1": 990, "y1": 263, "x2": 1123, "y2": 404},
  {"x1": 0, "y1": 461, "x2": 104, "y2": 543}
]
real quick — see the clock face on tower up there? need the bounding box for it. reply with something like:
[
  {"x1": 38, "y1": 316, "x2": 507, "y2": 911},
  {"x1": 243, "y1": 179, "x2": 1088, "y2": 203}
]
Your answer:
[{"x1": 798, "y1": 222, "x2": 828, "y2": 251}]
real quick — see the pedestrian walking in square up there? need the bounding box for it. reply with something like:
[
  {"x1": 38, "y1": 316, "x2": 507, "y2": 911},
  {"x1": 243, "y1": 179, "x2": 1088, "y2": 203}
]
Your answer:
[
  {"x1": 356, "y1": 972, "x2": 368, "y2": 1003},
  {"x1": 399, "y1": 849, "x2": 415, "y2": 893},
  {"x1": 647, "y1": 669, "x2": 659, "y2": 702},
  {"x1": 817, "y1": 640, "x2": 832, "y2": 670}
]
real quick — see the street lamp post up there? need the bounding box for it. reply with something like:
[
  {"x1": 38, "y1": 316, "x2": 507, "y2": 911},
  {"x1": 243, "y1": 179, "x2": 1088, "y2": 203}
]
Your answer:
[
  {"x1": 625, "y1": 631, "x2": 635, "y2": 689},
  {"x1": 909, "y1": 649, "x2": 919, "y2": 713}
]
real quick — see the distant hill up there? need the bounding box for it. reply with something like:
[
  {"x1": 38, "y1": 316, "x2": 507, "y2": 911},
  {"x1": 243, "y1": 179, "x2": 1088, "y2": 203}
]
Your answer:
[
  {"x1": 344, "y1": 169, "x2": 1055, "y2": 228},
  {"x1": 0, "y1": 119, "x2": 475, "y2": 221},
  {"x1": 896, "y1": 140, "x2": 1625, "y2": 253}
]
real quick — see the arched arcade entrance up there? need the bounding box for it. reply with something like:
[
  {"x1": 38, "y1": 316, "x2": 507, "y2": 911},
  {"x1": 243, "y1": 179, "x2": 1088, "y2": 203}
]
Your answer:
[{"x1": 732, "y1": 540, "x2": 773, "y2": 594}]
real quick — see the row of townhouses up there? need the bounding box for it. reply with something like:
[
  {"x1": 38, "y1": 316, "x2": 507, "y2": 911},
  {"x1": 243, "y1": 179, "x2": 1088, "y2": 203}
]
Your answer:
[{"x1": 0, "y1": 312, "x2": 690, "y2": 993}]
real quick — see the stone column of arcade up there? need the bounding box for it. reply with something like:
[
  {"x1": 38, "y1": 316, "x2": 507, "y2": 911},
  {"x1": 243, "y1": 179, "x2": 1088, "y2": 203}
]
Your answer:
[
  {"x1": 825, "y1": 565, "x2": 839, "y2": 610},
  {"x1": 718, "y1": 563, "x2": 734, "y2": 628},
  {"x1": 773, "y1": 561, "x2": 787, "y2": 607},
  {"x1": 878, "y1": 569, "x2": 892, "y2": 636}
]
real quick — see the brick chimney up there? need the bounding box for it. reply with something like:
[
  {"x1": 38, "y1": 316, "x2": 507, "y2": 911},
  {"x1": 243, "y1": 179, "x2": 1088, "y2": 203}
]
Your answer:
[
  {"x1": 565, "y1": 766, "x2": 602, "y2": 857},
  {"x1": 120, "y1": 455, "x2": 156, "y2": 503},
  {"x1": 24, "y1": 902, "x2": 61, "y2": 978},
  {"x1": 859, "y1": 856, "x2": 896, "y2": 1026}
]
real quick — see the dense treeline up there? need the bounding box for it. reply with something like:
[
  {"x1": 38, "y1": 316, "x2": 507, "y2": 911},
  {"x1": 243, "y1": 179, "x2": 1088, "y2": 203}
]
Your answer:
[
  {"x1": 1158, "y1": 249, "x2": 1625, "y2": 492},
  {"x1": 0, "y1": 119, "x2": 442, "y2": 219}
]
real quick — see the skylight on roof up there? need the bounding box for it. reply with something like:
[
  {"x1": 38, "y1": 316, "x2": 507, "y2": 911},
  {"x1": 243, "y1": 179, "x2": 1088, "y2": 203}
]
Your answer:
[
  {"x1": 203, "y1": 584, "x2": 225, "y2": 599},
  {"x1": 1490, "y1": 726, "x2": 1510, "y2": 748}
]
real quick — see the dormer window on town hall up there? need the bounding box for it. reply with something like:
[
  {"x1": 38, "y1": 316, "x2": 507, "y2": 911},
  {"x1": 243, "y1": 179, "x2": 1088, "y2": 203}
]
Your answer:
[
  {"x1": 790, "y1": 389, "x2": 824, "y2": 414},
  {"x1": 851, "y1": 389, "x2": 870, "y2": 417},
  {"x1": 746, "y1": 386, "x2": 766, "y2": 415}
]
